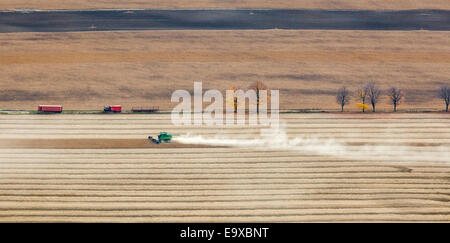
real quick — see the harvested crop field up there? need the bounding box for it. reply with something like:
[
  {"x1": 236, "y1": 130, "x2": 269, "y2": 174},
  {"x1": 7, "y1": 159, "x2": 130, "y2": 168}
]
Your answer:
[
  {"x1": 0, "y1": 30, "x2": 449, "y2": 111},
  {"x1": 1, "y1": 0, "x2": 449, "y2": 10},
  {"x1": 0, "y1": 113, "x2": 449, "y2": 222}
]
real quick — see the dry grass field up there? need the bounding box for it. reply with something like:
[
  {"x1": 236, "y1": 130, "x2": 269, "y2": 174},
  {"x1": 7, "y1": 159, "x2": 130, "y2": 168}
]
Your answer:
[
  {"x1": 1, "y1": 0, "x2": 449, "y2": 10},
  {"x1": 0, "y1": 113, "x2": 448, "y2": 222},
  {"x1": 1, "y1": 30, "x2": 449, "y2": 111}
]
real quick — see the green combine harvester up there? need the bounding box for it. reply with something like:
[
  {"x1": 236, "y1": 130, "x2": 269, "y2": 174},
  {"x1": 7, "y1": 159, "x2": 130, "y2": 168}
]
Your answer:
[{"x1": 148, "y1": 132, "x2": 174, "y2": 144}]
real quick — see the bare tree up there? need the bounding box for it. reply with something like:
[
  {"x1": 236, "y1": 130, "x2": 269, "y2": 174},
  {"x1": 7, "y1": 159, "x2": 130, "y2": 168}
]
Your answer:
[
  {"x1": 248, "y1": 81, "x2": 268, "y2": 114},
  {"x1": 366, "y1": 82, "x2": 382, "y2": 112},
  {"x1": 336, "y1": 86, "x2": 351, "y2": 112},
  {"x1": 438, "y1": 85, "x2": 450, "y2": 112},
  {"x1": 356, "y1": 84, "x2": 369, "y2": 112},
  {"x1": 388, "y1": 87, "x2": 404, "y2": 112}
]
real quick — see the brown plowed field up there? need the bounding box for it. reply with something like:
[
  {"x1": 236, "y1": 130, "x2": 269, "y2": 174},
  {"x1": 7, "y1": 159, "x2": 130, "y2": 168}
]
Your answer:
[
  {"x1": 0, "y1": 139, "x2": 214, "y2": 149},
  {"x1": 1, "y1": 30, "x2": 449, "y2": 111}
]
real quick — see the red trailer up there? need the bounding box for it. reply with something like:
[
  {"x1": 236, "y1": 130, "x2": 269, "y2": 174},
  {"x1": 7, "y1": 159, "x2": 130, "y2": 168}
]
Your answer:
[
  {"x1": 104, "y1": 105, "x2": 122, "y2": 113},
  {"x1": 38, "y1": 105, "x2": 63, "y2": 113}
]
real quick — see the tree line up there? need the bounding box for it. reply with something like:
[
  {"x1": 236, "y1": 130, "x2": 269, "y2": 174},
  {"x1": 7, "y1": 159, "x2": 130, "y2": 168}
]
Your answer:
[
  {"x1": 336, "y1": 83, "x2": 450, "y2": 112},
  {"x1": 227, "y1": 81, "x2": 450, "y2": 113}
]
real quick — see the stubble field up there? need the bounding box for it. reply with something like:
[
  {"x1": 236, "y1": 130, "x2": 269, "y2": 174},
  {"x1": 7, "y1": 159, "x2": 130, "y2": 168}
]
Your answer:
[{"x1": 0, "y1": 113, "x2": 448, "y2": 222}]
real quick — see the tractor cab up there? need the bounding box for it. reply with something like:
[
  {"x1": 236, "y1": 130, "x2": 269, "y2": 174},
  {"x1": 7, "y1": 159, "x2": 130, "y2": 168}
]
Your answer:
[
  {"x1": 104, "y1": 105, "x2": 122, "y2": 113},
  {"x1": 158, "y1": 132, "x2": 172, "y2": 143}
]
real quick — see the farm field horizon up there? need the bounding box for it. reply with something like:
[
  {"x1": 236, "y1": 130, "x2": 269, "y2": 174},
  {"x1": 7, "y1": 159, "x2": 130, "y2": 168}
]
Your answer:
[
  {"x1": 1, "y1": 30, "x2": 449, "y2": 112},
  {"x1": 0, "y1": 113, "x2": 449, "y2": 222}
]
